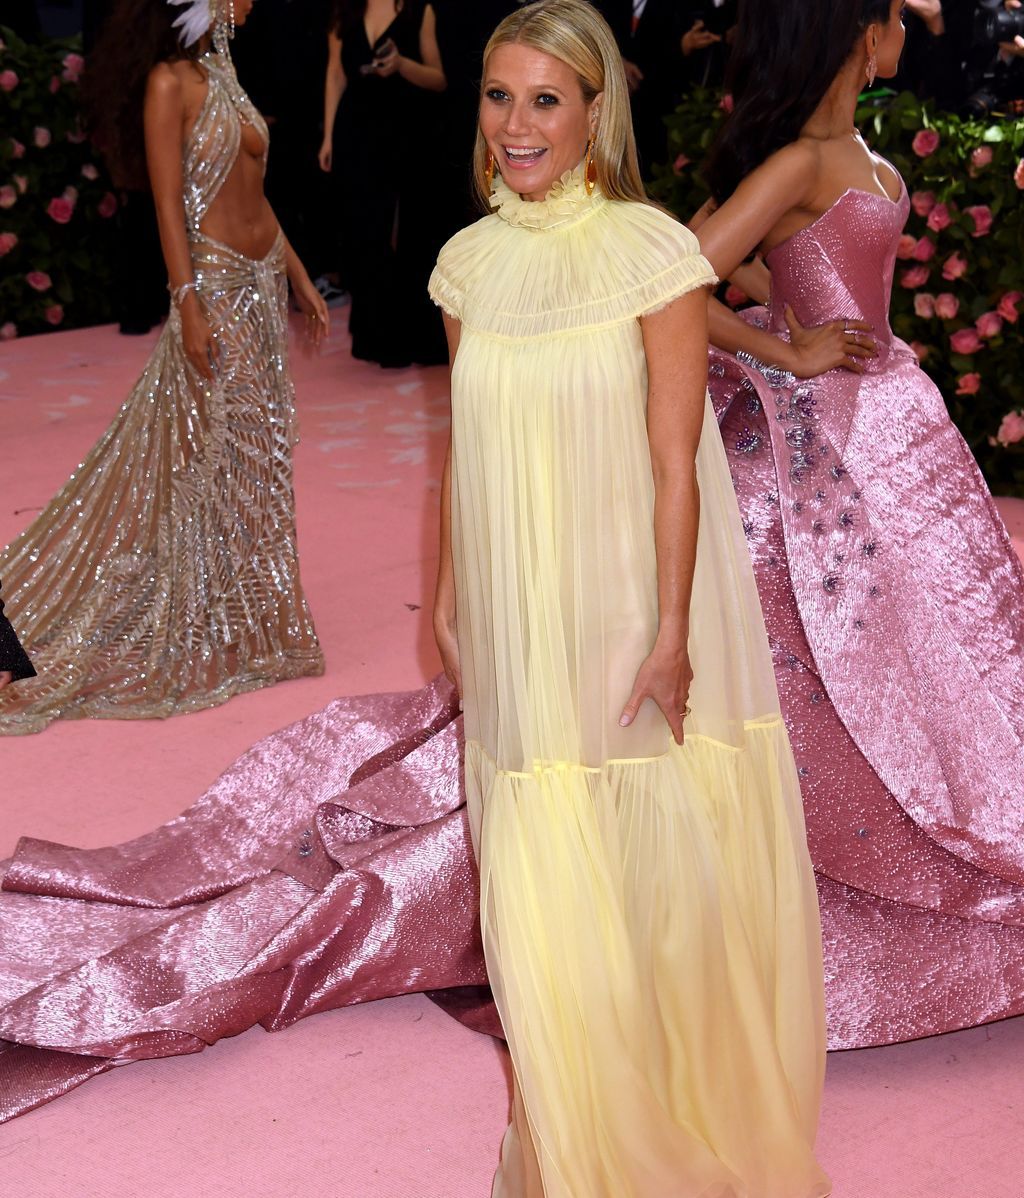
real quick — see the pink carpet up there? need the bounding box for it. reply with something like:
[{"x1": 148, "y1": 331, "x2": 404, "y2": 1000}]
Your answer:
[{"x1": 1, "y1": 317, "x2": 1022, "y2": 1196}]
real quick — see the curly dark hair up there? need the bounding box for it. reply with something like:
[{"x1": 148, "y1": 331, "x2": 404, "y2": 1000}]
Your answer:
[
  {"x1": 705, "y1": 0, "x2": 895, "y2": 205},
  {"x1": 81, "y1": 0, "x2": 202, "y2": 190}
]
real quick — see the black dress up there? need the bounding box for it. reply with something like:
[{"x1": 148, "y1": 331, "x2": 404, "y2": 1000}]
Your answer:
[
  {"x1": 0, "y1": 582, "x2": 34, "y2": 683},
  {"x1": 333, "y1": 0, "x2": 446, "y2": 366}
]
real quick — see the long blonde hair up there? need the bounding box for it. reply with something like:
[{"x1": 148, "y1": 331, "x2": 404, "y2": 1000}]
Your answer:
[{"x1": 473, "y1": 0, "x2": 647, "y2": 209}]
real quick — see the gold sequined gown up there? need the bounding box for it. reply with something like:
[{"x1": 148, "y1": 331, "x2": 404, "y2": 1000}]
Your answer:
[{"x1": 0, "y1": 50, "x2": 323, "y2": 735}]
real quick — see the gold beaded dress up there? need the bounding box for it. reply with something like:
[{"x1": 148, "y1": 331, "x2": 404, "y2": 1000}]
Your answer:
[
  {"x1": 429, "y1": 169, "x2": 830, "y2": 1197},
  {"x1": 0, "y1": 50, "x2": 323, "y2": 735}
]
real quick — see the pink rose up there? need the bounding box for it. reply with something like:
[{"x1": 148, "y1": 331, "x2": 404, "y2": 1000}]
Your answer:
[
  {"x1": 956, "y1": 373, "x2": 981, "y2": 396},
  {"x1": 26, "y1": 271, "x2": 51, "y2": 292},
  {"x1": 0, "y1": 70, "x2": 18, "y2": 93},
  {"x1": 61, "y1": 52, "x2": 84, "y2": 83},
  {"x1": 81, "y1": 163, "x2": 99, "y2": 181},
  {"x1": 97, "y1": 192, "x2": 118, "y2": 218},
  {"x1": 896, "y1": 234, "x2": 917, "y2": 259},
  {"x1": 0, "y1": 323, "x2": 17, "y2": 341},
  {"x1": 997, "y1": 411, "x2": 1024, "y2": 446},
  {"x1": 970, "y1": 146, "x2": 993, "y2": 171},
  {"x1": 48, "y1": 75, "x2": 60, "y2": 94},
  {"x1": 1016, "y1": 159, "x2": 1024, "y2": 190},
  {"x1": 942, "y1": 252, "x2": 968, "y2": 282},
  {"x1": 673, "y1": 153, "x2": 690, "y2": 174},
  {"x1": 46, "y1": 196, "x2": 74, "y2": 224},
  {"x1": 912, "y1": 129, "x2": 940, "y2": 157},
  {"x1": 964, "y1": 205, "x2": 993, "y2": 237},
  {"x1": 0, "y1": 232, "x2": 17, "y2": 255},
  {"x1": 934, "y1": 293, "x2": 960, "y2": 320},
  {"x1": 926, "y1": 203, "x2": 952, "y2": 232},
  {"x1": 33, "y1": 126, "x2": 51, "y2": 148},
  {"x1": 950, "y1": 328, "x2": 983, "y2": 354},
  {"x1": 44, "y1": 304, "x2": 64, "y2": 326},
  {"x1": 912, "y1": 237, "x2": 936, "y2": 262},
  {"x1": 997, "y1": 291, "x2": 1022, "y2": 324},
  {"x1": 724, "y1": 284, "x2": 748, "y2": 308},
  {"x1": 910, "y1": 341, "x2": 932, "y2": 363},
  {"x1": 913, "y1": 293, "x2": 936, "y2": 318},
  {"x1": 910, "y1": 190, "x2": 936, "y2": 217},
  {"x1": 975, "y1": 311, "x2": 1003, "y2": 339},
  {"x1": 10, "y1": 138, "x2": 24, "y2": 159},
  {"x1": 0, "y1": 186, "x2": 16, "y2": 210},
  {"x1": 719, "y1": 94, "x2": 734, "y2": 113},
  {"x1": 900, "y1": 265, "x2": 930, "y2": 289},
  {"x1": 13, "y1": 174, "x2": 27, "y2": 194}
]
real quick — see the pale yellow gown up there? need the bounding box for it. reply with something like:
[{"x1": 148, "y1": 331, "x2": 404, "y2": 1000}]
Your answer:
[{"x1": 429, "y1": 167, "x2": 830, "y2": 1198}]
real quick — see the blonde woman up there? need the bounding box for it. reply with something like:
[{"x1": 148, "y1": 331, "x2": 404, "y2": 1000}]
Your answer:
[{"x1": 429, "y1": 2, "x2": 829, "y2": 1193}]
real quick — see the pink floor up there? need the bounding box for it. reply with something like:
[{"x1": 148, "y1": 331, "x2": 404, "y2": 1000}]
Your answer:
[{"x1": 1, "y1": 317, "x2": 1023, "y2": 1196}]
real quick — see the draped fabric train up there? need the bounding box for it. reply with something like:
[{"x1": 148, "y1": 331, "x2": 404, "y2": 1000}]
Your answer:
[
  {"x1": 710, "y1": 181, "x2": 1024, "y2": 1048},
  {"x1": 4, "y1": 176, "x2": 1024, "y2": 1135},
  {"x1": 430, "y1": 171, "x2": 829, "y2": 1198},
  {"x1": 0, "y1": 51, "x2": 322, "y2": 735}
]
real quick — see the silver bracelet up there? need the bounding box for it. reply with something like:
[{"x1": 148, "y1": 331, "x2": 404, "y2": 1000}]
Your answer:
[{"x1": 169, "y1": 281, "x2": 197, "y2": 307}]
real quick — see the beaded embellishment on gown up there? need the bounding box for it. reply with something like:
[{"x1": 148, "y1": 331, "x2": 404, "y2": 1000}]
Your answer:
[{"x1": 0, "y1": 51, "x2": 323, "y2": 735}]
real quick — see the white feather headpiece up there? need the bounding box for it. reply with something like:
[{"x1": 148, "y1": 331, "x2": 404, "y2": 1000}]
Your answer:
[{"x1": 168, "y1": 0, "x2": 212, "y2": 47}]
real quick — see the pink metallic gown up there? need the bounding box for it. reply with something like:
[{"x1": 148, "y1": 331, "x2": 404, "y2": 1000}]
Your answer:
[{"x1": 2, "y1": 182, "x2": 1023, "y2": 1124}]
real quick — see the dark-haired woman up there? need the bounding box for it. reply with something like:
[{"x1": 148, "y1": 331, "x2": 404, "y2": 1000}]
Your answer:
[
  {"x1": 694, "y1": 0, "x2": 1024, "y2": 1048},
  {"x1": 0, "y1": 0, "x2": 327, "y2": 735},
  {"x1": 319, "y1": 0, "x2": 448, "y2": 366}
]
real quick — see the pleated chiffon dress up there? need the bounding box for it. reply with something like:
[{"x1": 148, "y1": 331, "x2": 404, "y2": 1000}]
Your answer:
[{"x1": 429, "y1": 167, "x2": 830, "y2": 1198}]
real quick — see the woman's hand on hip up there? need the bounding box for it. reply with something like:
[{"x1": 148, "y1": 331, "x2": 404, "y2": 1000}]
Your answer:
[
  {"x1": 0, "y1": 670, "x2": 12, "y2": 691},
  {"x1": 619, "y1": 640, "x2": 693, "y2": 746},
  {"x1": 783, "y1": 305, "x2": 877, "y2": 377}
]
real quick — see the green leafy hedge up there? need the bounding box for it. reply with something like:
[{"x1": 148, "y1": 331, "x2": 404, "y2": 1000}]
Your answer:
[
  {"x1": 652, "y1": 89, "x2": 1024, "y2": 497},
  {"x1": 0, "y1": 27, "x2": 118, "y2": 339}
]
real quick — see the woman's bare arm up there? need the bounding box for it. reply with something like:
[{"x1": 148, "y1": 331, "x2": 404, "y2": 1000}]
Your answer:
[
  {"x1": 434, "y1": 312, "x2": 462, "y2": 694},
  {"x1": 319, "y1": 31, "x2": 346, "y2": 171},
  {"x1": 620, "y1": 286, "x2": 709, "y2": 745},
  {"x1": 144, "y1": 63, "x2": 214, "y2": 379}
]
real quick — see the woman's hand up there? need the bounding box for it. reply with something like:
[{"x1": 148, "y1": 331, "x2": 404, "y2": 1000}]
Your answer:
[
  {"x1": 433, "y1": 605, "x2": 461, "y2": 697},
  {"x1": 180, "y1": 303, "x2": 216, "y2": 380},
  {"x1": 318, "y1": 138, "x2": 332, "y2": 172},
  {"x1": 0, "y1": 670, "x2": 12, "y2": 692},
  {"x1": 619, "y1": 639, "x2": 693, "y2": 747},
  {"x1": 372, "y1": 39, "x2": 401, "y2": 77},
  {"x1": 782, "y1": 305, "x2": 877, "y2": 377},
  {"x1": 291, "y1": 274, "x2": 330, "y2": 347},
  {"x1": 682, "y1": 20, "x2": 721, "y2": 56},
  {"x1": 905, "y1": 0, "x2": 944, "y2": 35}
]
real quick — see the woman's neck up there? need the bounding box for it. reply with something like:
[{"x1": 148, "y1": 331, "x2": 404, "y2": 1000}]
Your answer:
[{"x1": 802, "y1": 56, "x2": 863, "y2": 141}]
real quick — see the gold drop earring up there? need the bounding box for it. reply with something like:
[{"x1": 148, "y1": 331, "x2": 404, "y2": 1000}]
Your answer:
[
  {"x1": 485, "y1": 150, "x2": 496, "y2": 193},
  {"x1": 584, "y1": 136, "x2": 597, "y2": 195}
]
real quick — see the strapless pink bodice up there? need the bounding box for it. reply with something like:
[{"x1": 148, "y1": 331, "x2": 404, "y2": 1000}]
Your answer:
[{"x1": 766, "y1": 186, "x2": 912, "y2": 369}]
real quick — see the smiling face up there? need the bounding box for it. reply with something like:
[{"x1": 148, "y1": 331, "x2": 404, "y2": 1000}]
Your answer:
[{"x1": 479, "y1": 43, "x2": 602, "y2": 201}]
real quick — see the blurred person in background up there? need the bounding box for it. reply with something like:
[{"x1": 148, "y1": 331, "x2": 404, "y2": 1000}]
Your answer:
[
  {"x1": 233, "y1": 0, "x2": 341, "y2": 304},
  {"x1": 320, "y1": 0, "x2": 448, "y2": 367}
]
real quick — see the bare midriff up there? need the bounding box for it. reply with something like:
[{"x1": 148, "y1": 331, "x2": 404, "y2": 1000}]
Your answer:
[{"x1": 198, "y1": 118, "x2": 280, "y2": 260}]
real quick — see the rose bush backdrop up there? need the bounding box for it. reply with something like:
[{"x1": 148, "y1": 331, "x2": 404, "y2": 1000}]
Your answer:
[
  {"x1": 653, "y1": 88, "x2": 1024, "y2": 497},
  {"x1": 0, "y1": 27, "x2": 117, "y2": 340}
]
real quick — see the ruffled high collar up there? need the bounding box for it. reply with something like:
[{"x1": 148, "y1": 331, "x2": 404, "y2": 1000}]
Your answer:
[{"x1": 490, "y1": 164, "x2": 605, "y2": 231}]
